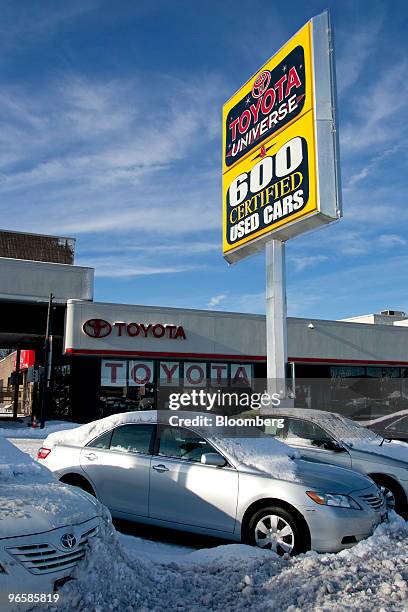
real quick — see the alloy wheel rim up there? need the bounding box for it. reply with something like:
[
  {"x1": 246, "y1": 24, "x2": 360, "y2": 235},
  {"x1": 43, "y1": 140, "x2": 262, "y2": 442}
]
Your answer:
[
  {"x1": 380, "y1": 486, "x2": 396, "y2": 510},
  {"x1": 254, "y1": 514, "x2": 295, "y2": 554}
]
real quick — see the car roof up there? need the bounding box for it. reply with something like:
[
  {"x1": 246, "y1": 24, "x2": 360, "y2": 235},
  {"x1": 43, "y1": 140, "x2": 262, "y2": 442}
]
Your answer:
[
  {"x1": 45, "y1": 410, "x2": 158, "y2": 447},
  {"x1": 265, "y1": 408, "x2": 380, "y2": 442}
]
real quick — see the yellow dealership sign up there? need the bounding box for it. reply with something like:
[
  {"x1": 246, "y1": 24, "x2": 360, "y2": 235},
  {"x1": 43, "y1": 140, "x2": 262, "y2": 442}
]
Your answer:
[{"x1": 222, "y1": 13, "x2": 341, "y2": 263}]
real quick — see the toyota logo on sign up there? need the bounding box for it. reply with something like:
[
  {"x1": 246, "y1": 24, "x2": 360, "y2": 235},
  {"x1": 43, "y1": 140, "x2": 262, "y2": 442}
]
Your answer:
[
  {"x1": 60, "y1": 533, "x2": 77, "y2": 549},
  {"x1": 83, "y1": 319, "x2": 112, "y2": 338}
]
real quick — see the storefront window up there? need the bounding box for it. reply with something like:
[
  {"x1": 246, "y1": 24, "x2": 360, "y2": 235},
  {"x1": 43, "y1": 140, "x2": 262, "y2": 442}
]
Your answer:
[
  {"x1": 366, "y1": 367, "x2": 400, "y2": 378},
  {"x1": 100, "y1": 359, "x2": 155, "y2": 416},
  {"x1": 292, "y1": 364, "x2": 408, "y2": 418},
  {"x1": 99, "y1": 359, "x2": 257, "y2": 416}
]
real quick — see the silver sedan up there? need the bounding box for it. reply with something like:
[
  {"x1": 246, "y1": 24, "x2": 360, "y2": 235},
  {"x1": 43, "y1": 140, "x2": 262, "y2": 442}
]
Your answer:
[{"x1": 38, "y1": 411, "x2": 387, "y2": 555}]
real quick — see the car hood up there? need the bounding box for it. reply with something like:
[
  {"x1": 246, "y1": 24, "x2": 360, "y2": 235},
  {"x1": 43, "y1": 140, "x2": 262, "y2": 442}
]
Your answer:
[
  {"x1": 345, "y1": 439, "x2": 408, "y2": 468},
  {"x1": 294, "y1": 459, "x2": 375, "y2": 494},
  {"x1": 0, "y1": 481, "x2": 101, "y2": 540}
]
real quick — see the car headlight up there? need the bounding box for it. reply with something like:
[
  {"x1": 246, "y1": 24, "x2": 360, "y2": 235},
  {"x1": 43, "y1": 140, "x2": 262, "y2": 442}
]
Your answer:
[{"x1": 306, "y1": 491, "x2": 361, "y2": 510}]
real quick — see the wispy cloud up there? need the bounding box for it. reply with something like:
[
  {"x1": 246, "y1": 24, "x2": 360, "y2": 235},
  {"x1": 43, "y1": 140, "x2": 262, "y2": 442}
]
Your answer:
[
  {"x1": 83, "y1": 259, "x2": 201, "y2": 279},
  {"x1": 287, "y1": 255, "x2": 408, "y2": 319},
  {"x1": 336, "y1": 18, "x2": 383, "y2": 95},
  {"x1": 378, "y1": 234, "x2": 407, "y2": 248},
  {"x1": 0, "y1": 1, "x2": 98, "y2": 55},
  {"x1": 206, "y1": 291, "x2": 265, "y2": 315},
  {"x1": 341, "y1": 61, "x2": 408, "y2": 153},
  {"x1": 0, "y1": 72, "x2": 226, "y2": 240},
  {"x1": 290, "y1": 255, "x2": 328, "y2": 271},
  {"x1": 344, "y1": 145, "x2": 401, "y2": 190},
  {"x1": 207, "y1": 294, "x2": 227, "y2": 308}
]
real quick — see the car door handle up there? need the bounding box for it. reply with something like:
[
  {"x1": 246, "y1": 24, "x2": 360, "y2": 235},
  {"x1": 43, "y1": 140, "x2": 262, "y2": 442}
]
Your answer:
[
  {"x1": 152, "y1": 464, "x2": 169, "y2": 473},
  {"x1": 84, "y1": 452, "x2": 97, "y2": 461}
]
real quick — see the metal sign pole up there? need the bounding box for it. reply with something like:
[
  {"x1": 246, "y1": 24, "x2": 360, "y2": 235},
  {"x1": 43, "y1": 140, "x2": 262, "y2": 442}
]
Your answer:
[
  {"x1": 265, "y1": 240, "x2": 287, "y2": 407},
  {"x1": 40, "y1": 293, "x2": 53, "y2": 429},
  {"x1": 12, "y1": 348, "x2": 21, "y2": 420}
]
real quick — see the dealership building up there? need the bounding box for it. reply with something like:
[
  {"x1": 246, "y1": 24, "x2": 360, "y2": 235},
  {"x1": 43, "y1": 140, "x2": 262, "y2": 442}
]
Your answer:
[{"x1": 1, "y1": 230, "x2": 408, "y2": 424}]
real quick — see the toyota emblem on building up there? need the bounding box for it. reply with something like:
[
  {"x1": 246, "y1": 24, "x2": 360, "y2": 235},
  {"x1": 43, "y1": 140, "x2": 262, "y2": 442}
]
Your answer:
[
  {"x1": 83, "y1": 319, "x2": 112, "y2": 338},
  {"x1": 60, "y1": 533, "x2": 77, "y2": 549}
]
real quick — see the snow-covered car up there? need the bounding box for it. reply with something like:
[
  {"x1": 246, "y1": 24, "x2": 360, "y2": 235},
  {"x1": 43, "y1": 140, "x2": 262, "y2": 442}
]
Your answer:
[
  {"x1": 38, "y1": 411, "x2": 387, "y2": 556},
  {"x1": 0, "y1": 437, "x2": 107, "y2": 601},
  {"x1": 362, "y1": 410, "x2": 408, "y2": 441},
  {"x1": 261, "y1": 408, "x2": 408, "y2": 517}
]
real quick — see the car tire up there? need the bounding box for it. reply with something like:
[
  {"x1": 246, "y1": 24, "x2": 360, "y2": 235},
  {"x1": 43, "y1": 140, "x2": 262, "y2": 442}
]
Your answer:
[
  {"x1": 245, "y1": 505, "x2": 308, "y2": 556},
  {"x1": 371, "y1": 476, "x2": 407, "y2": 518}
]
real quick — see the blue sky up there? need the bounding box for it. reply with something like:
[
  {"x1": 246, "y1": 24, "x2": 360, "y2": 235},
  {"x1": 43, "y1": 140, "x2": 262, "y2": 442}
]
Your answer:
[{"x1": 1, "y1": 0, "x2": 408, "y2": 320}]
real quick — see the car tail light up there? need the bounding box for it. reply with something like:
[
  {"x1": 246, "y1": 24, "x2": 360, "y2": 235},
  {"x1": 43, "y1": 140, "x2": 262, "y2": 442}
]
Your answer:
[{"x1": 37, "y1": 447, "x2": 51, "y2": 460}]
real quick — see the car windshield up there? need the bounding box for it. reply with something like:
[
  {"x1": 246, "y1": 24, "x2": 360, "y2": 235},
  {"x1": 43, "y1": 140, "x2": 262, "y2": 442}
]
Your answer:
[
  {"x1": 386, "y1": 416, "x2": 408, "y2": 432},
  {"x1": 262, "y1": 409, "x2": 383, "y2": 446},
  {"x1": 318, "y1": 414, "x2": 382, "y2": 445}
]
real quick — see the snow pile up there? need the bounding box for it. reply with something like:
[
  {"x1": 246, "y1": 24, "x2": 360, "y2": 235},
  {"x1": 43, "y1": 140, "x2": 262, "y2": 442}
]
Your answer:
[
  {"x1": 117, "y1": 533, "x2": 193, "y2": 563},
  {"x1": 49, "y1": 513, "x2": 408, "y2": 611},
  {"x1": 0, "y1": 419, "x2": 79, "y2": 440}
]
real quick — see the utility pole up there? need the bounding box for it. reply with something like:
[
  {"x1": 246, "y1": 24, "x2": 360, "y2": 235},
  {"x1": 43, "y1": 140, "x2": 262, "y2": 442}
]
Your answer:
[
  {"x1": 40, "y1": 293, "x2": 53, "y2": 429},
  {"x1": 12, "y1": 348, "x2": 21, "y2": 420}
]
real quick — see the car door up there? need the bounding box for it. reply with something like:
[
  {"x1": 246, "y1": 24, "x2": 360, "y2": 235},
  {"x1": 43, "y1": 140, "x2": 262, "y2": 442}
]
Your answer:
[
  {"x1": 149, "y1": 426, "x2": 238, "y2": 533},
  {"x1": 80, "y1": 424, "x2": 155, "y2": 517},
  {"x1": 283, "y1": 417, "x2": 352, "y2": 468}
]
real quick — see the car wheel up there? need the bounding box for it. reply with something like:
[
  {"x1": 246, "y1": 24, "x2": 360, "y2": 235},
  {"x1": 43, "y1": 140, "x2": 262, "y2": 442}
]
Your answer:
[
  {"x1": 246, "y1": 505, "x2": 307, "y2": 556},
  {"x1": 380, "y1": 486, "x2": 396, "y2": 511},
  {"x1": 372, "y1": 476, "x2": 407, "y2": 518}
]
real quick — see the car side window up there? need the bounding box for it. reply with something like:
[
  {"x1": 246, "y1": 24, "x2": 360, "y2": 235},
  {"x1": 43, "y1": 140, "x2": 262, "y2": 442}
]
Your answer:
[
  {"x1": 157, "y1": 426, "x2": 217, "y2": 462},
  {"x1": 86, "y1": 430, "x2": 113, "y2": 449},
  {"x1": 263, "y1": 416, "x2": 287, "y2": 439},
  {"x1": 110, "y1": 424, "x2": 155, "y2": 455},
  {"x1": 387, "y1": 416, "x2": 408, "y2": 433},
  {"x1": 286, "y1": 418, "x2": 334, "y2": 449}
]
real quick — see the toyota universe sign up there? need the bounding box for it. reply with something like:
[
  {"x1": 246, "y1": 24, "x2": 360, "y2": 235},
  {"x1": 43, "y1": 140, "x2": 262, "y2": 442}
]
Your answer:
[
  {"x1": 82, "y1": 319, "x2": 187, "y2": 340},
  {"x1": 222, "y1": 11, "x2": 342, "y2": 263}
]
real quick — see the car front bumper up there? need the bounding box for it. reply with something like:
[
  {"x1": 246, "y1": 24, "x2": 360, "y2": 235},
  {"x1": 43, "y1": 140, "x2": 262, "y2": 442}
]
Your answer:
[
  {"x1": 0, "y1": 516, "x2": 101, "y2": 609},
  {"x1": 300, "y1": 502, "x2": 386, "y2": 553}
]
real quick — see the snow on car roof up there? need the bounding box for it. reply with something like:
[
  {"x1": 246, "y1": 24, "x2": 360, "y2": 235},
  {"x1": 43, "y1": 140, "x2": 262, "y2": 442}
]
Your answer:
[
  {"x1": 45, "y1": 410, "x2": 157, "y2": 447},
  {"x1": 269, "y1": 407, "x2": 381, "y2": 443},
  {"x1": 45, "y1": 410, "x2": 299, "y2": 480}
]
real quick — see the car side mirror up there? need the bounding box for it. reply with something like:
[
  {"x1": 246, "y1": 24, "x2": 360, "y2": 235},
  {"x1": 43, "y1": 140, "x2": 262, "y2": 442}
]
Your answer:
[
  {"x1": 201, "y1": 453, "x2": 227, "y2": 467},
  {"x1": 324, "y1": 440, "x2": 345, "y2": 452}
]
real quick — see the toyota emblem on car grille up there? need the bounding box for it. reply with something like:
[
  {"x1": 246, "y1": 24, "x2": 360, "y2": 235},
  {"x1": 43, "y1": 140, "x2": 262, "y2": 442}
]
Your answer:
[{"x1": 60, "y1": 533, "x2": 77, "y2": 549}]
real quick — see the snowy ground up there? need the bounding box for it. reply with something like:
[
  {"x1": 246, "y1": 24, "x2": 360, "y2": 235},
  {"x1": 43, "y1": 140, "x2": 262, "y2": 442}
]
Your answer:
[
  {"x1": 9, "y1": 438, "x2": 43, "y2": 459},
  {"x1": 4, "y1": 421, "x2": 408, "y2": 611},
  {"x1": 0, "y1": 418, "x2": 79, "y2": 440},
  {"x1": 52, "y1": 514, "x2": 408, "y2": 611}
]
